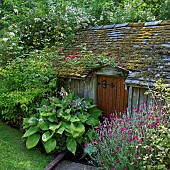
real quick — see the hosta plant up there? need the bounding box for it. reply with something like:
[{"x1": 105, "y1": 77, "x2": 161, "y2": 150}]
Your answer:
[{"x1": 22, "y1": 91, "x2": 102, "y2": 155}]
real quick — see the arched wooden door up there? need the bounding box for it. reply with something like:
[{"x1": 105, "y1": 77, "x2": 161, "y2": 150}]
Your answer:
[{"x1": 97, "y1": 75, "x2": 128, "y2": 117}]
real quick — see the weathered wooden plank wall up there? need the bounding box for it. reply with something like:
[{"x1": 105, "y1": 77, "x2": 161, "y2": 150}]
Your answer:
[
  {"x1": 128, "y1": 86, "x2": 153, "y2": 114},
  {"x1": 65, "y1": 77, "x2": 97, "y2": 103}
]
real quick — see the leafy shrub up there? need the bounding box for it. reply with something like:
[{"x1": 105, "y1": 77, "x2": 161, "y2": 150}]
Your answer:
[
  {"x1": 146, "y1": 122, "x2": 170, "y2": 170},
  {"x1": 85, "y1": 103, "x2": 169, "y2": 170},
  {"x1": 22, "y1": 91, "x2": 102, "y2": 155},
  {"x1": 0, "y1": 29, "x2": 24, "y2": 67},
  {"x1": 0, "y1": 51, "x2": 57, "y2": 128}
]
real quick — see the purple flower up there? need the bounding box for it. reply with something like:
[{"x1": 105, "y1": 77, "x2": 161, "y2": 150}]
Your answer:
[
  {"x1": 136, "y1": 154, "x2": 140, "y2": 158},
  {"x1": 121, "y1": 128, "x2": 126, "y2": 131},
  {"x1": 115, "y1": 160, "x2": 119, "y2": 163},
  {"x1": 84, "y1": 143, "x2": 88, "y2": 147},
  {"x1": 129, "y1": 137, "x2": 133, "y2": 142},
  {"x1": 137, "y1": 146, "x2": 140, "y2": 150},
  {"x1": 133, "y1": 136, "x2": 138, "y2": 140}
]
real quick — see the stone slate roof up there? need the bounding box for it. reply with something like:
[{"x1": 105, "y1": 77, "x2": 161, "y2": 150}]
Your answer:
[{"x1": 69, "y1": 20, "x2": 170, "y2": 87}]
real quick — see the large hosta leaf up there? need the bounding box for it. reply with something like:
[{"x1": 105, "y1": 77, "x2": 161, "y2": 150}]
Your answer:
[
  {"x1": 39, "y1": 122, "x2": 49, "y2": 130},
  {"x1": 42, "y1": 131, "x2": 54, "y2": 142},
  {"x1": 77, "y1": 123, "x2": 85, "y2": 135},
  {"x1": 70, "y1": 115, "x2": 80, "y2": 122},
  {"x1": 89, "y1": 107, "x2": 102, "y2": 118},
  {"x1": 49, "y1": 123, "x2": 62, "y2": 131},
  {"x1": 26, "y1": 134, "x2": 40, "y2": 149},
  {"x1": 48, "y1": 115, "x2": 58, "y2": 122},
  {"x1": 43, "y1": 138, "x2": 56, "y2": 153},
  {"x1": 86, "y1": 117, "x2": 99, "y2": 126},
  {"x1": 78, "y1": 114, "x2": 89, "y2": 122},
  {"x1": 23, "y1": 126, "x2": 39, "y2": 137},
  {"x1": 41, "y1": 112, "x2": 55, "y2": 117},
  {"x1": 66, "y1": 137, "x2": 77, "y2": 155},
  {"x1": 57, "y1": 108, "x2": 63, "y2": 117},
  {"x1": 70, "y1": 123, "x2": 85, "y2": 138},
  {"x1": 56, "y1": 125, "x2": 65, "y2": 135}
]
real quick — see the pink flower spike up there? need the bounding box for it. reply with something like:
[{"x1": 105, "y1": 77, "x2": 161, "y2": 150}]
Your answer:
[
  {"x1": 138, "y1": 139, "x2": 142, "y2": 143},
  {"x1": 136, "y1": 154, "x2": 140, "y2": 158},
  {"x1": 91, "y1": 140, "x2": 94, "y2": 143},
  {"x1": 122, "y1": 137, "x2": 125, "y2": 141},
  {"x1": 115, "y1": 160, "x2": 119, "y2": 163},
  {"x1": 111, "y1": 168, "x2": 115, "y2": 170},
  {"x1": 133, "y1": 136, "x2": 138, "y2": 140},
  {"x1": 137, "y1": 146, "x2": 140, "y2": 150},
  {"x1": 148, "y1": 147, "x2": 152, "y2": 151}
]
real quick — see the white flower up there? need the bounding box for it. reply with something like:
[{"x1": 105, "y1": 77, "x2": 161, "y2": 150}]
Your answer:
[
  {"x1": 9, "y1": 32, "x2": 15, "y2": 37},
  {"x1": 13, "y1": 9, "x2": 18, "y2": 14},
  {"x1": 34, "y1": 18, "x2": 41, "y2": 22},
  {"x1": 2, "y1": 38, "x2": 8, "y2": 42}
]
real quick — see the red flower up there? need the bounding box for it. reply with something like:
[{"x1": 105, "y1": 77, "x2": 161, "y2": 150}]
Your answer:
[
  {"x1": 133, "y1": 161, "x2": 137, "y2": 165},
  {"x1": 59, "y1": 49, "x2": 63, "y2": 52},
  {"x1": 110, "y1": 54, "x2": 114, "y2": 58},
  {"x1": 62, "y1": 57, "x2": 66, "y2": 60},
  {"x1": 68, "y1": 55, "x2": 76, "y2": 59},
  {"x1": 75, "y1": 52, "x2": 80, "y2": 55}
]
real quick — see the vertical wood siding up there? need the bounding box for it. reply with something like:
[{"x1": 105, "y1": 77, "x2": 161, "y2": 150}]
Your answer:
[
  {"x1": 128, "y1": 86, "x2": 153, "y2": 114},
  {"x1": 65, "y1": 77, "x2": 97, "y2": 103}
]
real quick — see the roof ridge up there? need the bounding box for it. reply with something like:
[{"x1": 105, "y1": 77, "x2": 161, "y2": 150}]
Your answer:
[{"x1": 86, "y1": 20, "x2": 170, "y2": 30}]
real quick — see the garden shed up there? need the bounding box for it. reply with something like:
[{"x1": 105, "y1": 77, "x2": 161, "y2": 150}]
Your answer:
[{"x1": 60, "y1": 20, "x2": 170, "y2": 117}]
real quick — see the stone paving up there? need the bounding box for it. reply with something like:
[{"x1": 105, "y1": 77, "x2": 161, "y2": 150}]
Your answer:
[{"x1": 55, "y1": 160, "x2": 97, "y2": 170}]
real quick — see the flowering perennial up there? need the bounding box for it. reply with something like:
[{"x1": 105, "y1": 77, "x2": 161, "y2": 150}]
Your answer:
[{"x1": 84, "y1": 102, "x2": 169, "y2": 170}]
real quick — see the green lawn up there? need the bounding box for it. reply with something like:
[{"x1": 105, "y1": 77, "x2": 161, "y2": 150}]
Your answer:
[{"x1": 0, "y1": 122, "x2": 53, "y2": 170}]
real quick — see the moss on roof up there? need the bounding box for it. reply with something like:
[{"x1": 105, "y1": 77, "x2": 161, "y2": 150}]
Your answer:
[{"x1": 67, "y1": 20, "x2": 170, "y2": 84}]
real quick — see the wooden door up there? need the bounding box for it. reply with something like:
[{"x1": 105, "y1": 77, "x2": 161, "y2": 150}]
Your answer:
[{"x1": 97, "y1": 75, "x2": 128, "y2": 117}]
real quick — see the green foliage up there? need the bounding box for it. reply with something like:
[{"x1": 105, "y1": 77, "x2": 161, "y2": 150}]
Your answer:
[
  {"x1": 0, "y1": 51, "x2": 57, "y2": 127},
  {"x1": 22, "y1": 92, "x2": 102, "y2": 155},
  {"x1": 1, "y1": 0, "x2": 170, "y2": 67},
  {"x1": 145, "y1": 123, "x2": 170, "y2": 169}
]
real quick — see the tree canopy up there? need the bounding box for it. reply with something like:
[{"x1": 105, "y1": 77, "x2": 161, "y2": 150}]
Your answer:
[{"x1": 0, "y1": 0, "x2": 170, "y2": 66}]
